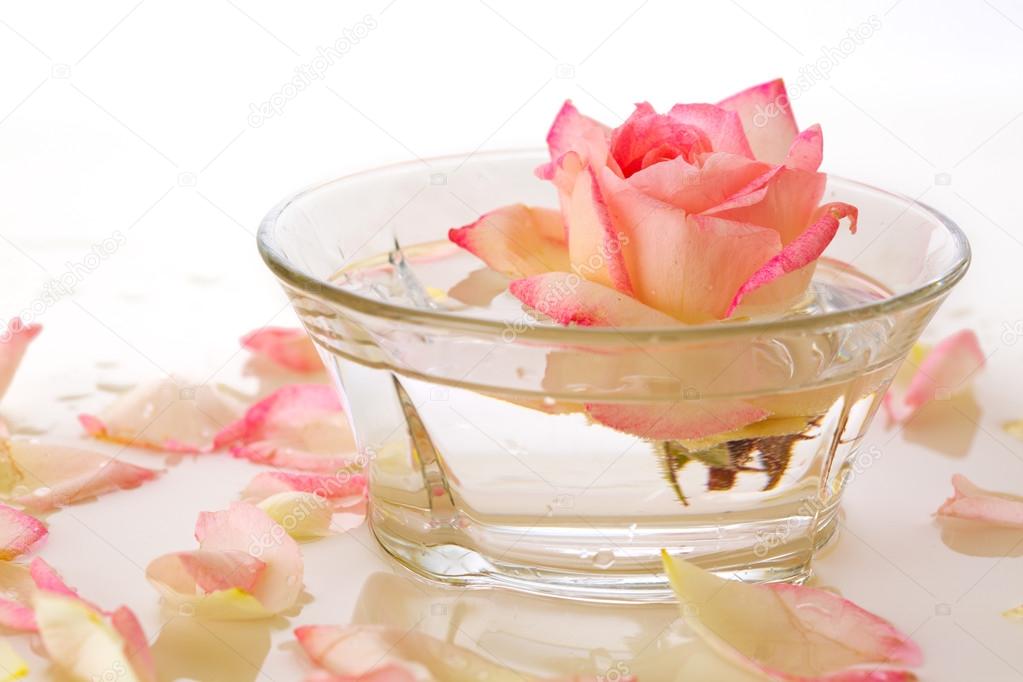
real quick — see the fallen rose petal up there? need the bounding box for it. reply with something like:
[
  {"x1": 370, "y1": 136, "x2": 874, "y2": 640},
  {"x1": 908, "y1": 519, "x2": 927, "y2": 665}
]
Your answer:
[
  {"x1": 1003, "y1": 605, "x2": 1023, "y2": 620},
  {"x1": 717, "y1": 78, "x2": 799, "y2": 164},
  {"x1": 146, "y1": 502, "x2": 302, "y2": 619},
  {"x1": 257, "y1": 492, "x2": 333, "y2": 539},
  {"x1": 0, "y1": 639, "x2": 27, "y2": 680},
  {"x1": 884, "y1": 330, "x2": 985, "y2": 424},
  {"x1": 725, "y1": 202, "x2": 858, "y2": 318},
  {"x1": 0, "y1": 505, "x2": 46, "y2": 560},
  {"x1": 448, "y1": 204, "x2": 569, "y2": 278},
  {"x1": 0, "y1": 561, "x2": 38, "y2": 632},
  {"x1": 936, "y1": 474, "x2": 1023, "y2": 528},
  {"x1": 662, "y1": 551, "x2": 921, "y2": 681},
  {"x1": 109, "y1": 607, "x2": 157, "y2": 682},
  {"x1": 1004, "y1": 419, "x2": 1023, "y2": 441},
  {"x1": 214, "y1": 384, "x2": 359, "y2": 472},
  {"x1": 242, "y1": 327, "x2": 323, "y2": 374},
  {"x1": 29, "y1": 559, "x2": 96, "y2": 608},
  {"x1": 0, "y1": 319, "x2": 40, "y2": 406},
  {"x1": 784, "y1": 124, "x2": 824, "y2": 172},
  {"x1": 79, "y1": 377, "x2": 243, "y2": 453},
  {"x1": 34, "y1": 592, "x2": 154, "y2": 682},
  {"x1": 0, "y1": 440, "x2": 159, "y2": 512},
  {"x1": 241, "y1": 470, "x2": 367, "y2": 507}
]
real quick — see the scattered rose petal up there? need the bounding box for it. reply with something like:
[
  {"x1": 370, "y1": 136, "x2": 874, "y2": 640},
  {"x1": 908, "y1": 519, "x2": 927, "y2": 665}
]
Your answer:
[
  {"x1": 0, "y1": 439, "x2": 159, "y2": 512},
  {"x1": 717, "y1": 78, "x2": 799, "y2": 164},
  {"x1": 34, "y1": 593, "x2": 155, "y2": 682},
  {"x1": 257, "y1": 492, "x2": 333, "y2": 539},
  {"x1": 0, "y1": 638, "x2": 27, "y2": 680},
  {"x1": 448, "y1": 204, "x2": 569, "y2": 278},
  {"x1": 79, "y1": 377, "x2": 244, "y2": 453},
  {"x1": 295, "y1": 624, "x2": 632, "y2": 682},
  {"x1": 241, "y1": 470, "x2": 367, "y2": 506},
  {"x1": 1003, "y1": 605, "x2": 1023, "y2": 620},
  {"x1": 214, "y1": 385, "x2": 359, "y2": 472},
  {"x1": 0, "y1": 561, "x2": 38, "y2": 632},
  {"x1": 936, "y1": 474, "x2": 1023, "y2": 528},
  {"x1": 0, "y1": 505, "x2": 46, "y2": 560},
  {"x1": 884, "y1": 329, "x2": 985, "y2": 424},
  {"x1": 662, "y1": 552, "x2": 921, "y2": 681},
  {"x1": 29, "y1": 558, "x2": 101, "y2": 612},
  {"x1": 1004, "y1": 419, "x2": 1023, "y2": 441},
  {"x1": 0, "y1": 319, "x2": 40, "y2": 406},
  {"x1": 146, "y1": 502, "x2": 303, "y2": 619},
  {"x1": 242, "y1": 327, "x2": 324, "y2": 374}
]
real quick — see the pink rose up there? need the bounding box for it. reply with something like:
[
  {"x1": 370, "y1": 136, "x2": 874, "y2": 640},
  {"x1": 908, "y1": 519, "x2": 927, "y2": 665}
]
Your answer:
[{"x1": 450, "y1": 78, "x2": 857, "y2": 324}]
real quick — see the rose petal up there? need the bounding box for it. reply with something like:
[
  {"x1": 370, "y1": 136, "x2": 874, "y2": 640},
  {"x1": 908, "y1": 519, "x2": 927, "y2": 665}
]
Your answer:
[
  {"x1": 0, "y1": 319, "x2": 40, "y2": 405},
  {"x1": 242, "y1": 327, "x2": 323, "y2": 374},
  {"x1": 724, "y1": 202, "x2": 858, "y2": 318},
  {"x1": 295, "y1": 624, "x2": 623, "y2": 682},
  {"x1": 509, "y1": 273, "x2": 677, "y2": 327},
  {"x1": 0, "y1": 638, "x2": 28, "y2": 680},
  {"x1": 79, "y1": 377, "x2": 244, "y2": 453},
  {"x1": 0, "y1": 505, "x2": 46, "y2": 560},
  {"x1": 109, "y1": 606, "x2": 157, "y2": 682},
  {"x1": 601, "y1": 169, "x2": 783, "y2": 322},
  {"x1": 0, "y1": 561, "x2": 38, "y2": 632},
  {"x1": 147, "y1": 502, "x2": 302, "y2": 619},
  {"x1": 176, "y1": 549, "x2": 268, "y2": 593},
  {"x1": 626, "y1": 151, "x2": 772, "y2": 214},
  {"x1": 668, "y1": 103, "x2": 754, "y2": 158},
  {"x1": 536, "y1": 100, "x2": 612, "y2": 181},
  {"x1": 884, "y1": 330, "x2": 985, "y2": 424},
  {"x1": 257, "y1": 492, "x2": 334, "y2": 539},
  {"x1": 707, "y1": 166, "x2": 827, "y2": 246},
  {"x1": 586, "y1": 401, "x2": 769, "y2": 442},
  {"x1": 717, "y1": 78, "x2": 799, "y2": 164},
  {"x1": 34, "y1": 592, "x2": 154, "y2": 682},
  {"x1": 936, "y1": 474, "x2": 1023, "y2": 528},
  {"x1": 241, "y1": 470, "x2": 367, "y2": 507},
  {"x1": 29, "y1": 558, "x2": 102, "y2": 614},
  {"x1": 566, "y1": 165, "x2": 634, "y2": 294},
  {"x1": 214, "y1": 384, "x2": 358, "y2": 473},
  {"x1": 610, "y1": 103, "x2": 711, "y2": 177},
  {"x1": 662, "y1": 551, "x2": 921, "y2": 681},
  {"x1": 0, "y1": 440, "x2": 160, "y2": 512},
  {"x1": 784, "y1": 124, "x2": 824, "y2": 171},
  {"x1": 448, "y1": 204, "x2": 569, "y2": 278}
]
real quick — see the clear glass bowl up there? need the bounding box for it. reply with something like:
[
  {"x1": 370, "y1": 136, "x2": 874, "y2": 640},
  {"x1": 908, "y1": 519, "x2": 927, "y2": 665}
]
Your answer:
[{"x1": 258, "y1": 151, "x2": 969, "y2": 602}]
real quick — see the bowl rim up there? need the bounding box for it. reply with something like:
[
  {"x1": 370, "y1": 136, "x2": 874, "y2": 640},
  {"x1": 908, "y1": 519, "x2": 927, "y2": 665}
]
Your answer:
[{"x1": 257, "y1": 149, "x2": 971, "y2": 343}]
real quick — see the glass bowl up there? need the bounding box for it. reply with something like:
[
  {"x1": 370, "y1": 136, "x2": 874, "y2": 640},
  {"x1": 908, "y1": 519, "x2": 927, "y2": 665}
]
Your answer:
[{"x1": 258, "y1": 150, "x2": 969, "y2": 602}]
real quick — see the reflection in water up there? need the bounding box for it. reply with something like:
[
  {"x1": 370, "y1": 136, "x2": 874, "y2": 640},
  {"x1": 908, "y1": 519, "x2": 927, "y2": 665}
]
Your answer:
[
  {"x1": 151, "y1": 615, "x2": 277, "y2": 682},
  {"x1": 350, "y1": 571, "x2": 763, "y2": 681}
]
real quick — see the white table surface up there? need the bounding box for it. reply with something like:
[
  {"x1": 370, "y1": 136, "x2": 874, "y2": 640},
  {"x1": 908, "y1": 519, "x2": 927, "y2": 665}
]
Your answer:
[{"x1": 2, "y1": 1, "x2": 1023, "y2": 680}]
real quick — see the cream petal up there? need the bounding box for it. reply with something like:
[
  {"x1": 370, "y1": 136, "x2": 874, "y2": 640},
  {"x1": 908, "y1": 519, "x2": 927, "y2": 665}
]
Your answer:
[
  {"x1": 784, "y1": 124, "x2": 824, "y2": 171},
  {"x1": 0, "y1": 320, "x2": 40, "y2": 406},
  {"x1": 565, "y1": 165, "x2": 634, "y2": 294},
  {"x1": 884, "y1": 330, "x2": 985, "y2": 424},
  {"x1": 937, "y1": 474, "x2": 1023, "y2": 528},
  {"x1": 79, "y1": 377, "x2": 244, "y2": 453},
  {"x1": 0, "y1": 505, "x2": 45, "y2": 561},
  {"x1": 241, "y1": 470, "x2": 367, "y2": 508},
  {"x1": 663, "y1": 552, "x2": 921, "y2": 681},
  {"x1": 0, "y1": 638, "x2": 28, "y2": 680},
  {"x1": 257, "y1": 492, "x2": 334, "y2": 539},
  {"x1": 536, "y1": 100, "x2": 612, "y2": 180},
  {"x1": 242, "y1": 327, "x2": 323, "y2": 374},
  {"x1": 448, "y1": 204, "x2": 569, "y2": 278},
  {"x1": 717, "y1": 78, "x2": 799, "y2": 164}
]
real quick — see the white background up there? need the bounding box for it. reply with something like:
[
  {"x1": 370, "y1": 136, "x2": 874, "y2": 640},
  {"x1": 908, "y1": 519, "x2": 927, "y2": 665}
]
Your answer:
[{"x1": 2, "y1": 1, "x2": 1023, "y2": 680}]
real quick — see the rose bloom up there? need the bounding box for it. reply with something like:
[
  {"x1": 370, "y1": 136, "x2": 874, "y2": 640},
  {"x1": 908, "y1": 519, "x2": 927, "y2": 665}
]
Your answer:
[{"x1": 450, "y1": 78, "x2": 856, "y2": 325}]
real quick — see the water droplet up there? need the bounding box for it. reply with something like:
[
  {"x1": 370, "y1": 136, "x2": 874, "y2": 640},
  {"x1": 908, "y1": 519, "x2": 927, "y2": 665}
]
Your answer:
[
  {"x1": 592, "y1": 549, "x2": 615, "y2": 569},
  {"x1": 541, "y1": 396, "x2": 556, "y2": 407}
]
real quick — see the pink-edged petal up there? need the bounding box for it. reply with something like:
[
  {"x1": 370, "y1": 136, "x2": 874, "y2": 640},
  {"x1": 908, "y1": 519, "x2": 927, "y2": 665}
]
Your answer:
[
  {"x1": 214, "y1": 384, "x2": 358, "y2": 473},
  {"x1": 662, "y1": 552, "x2": 921, "y2": 681},
  {"x1": 566, "y1": 166, "x2": 634, "y2": 294},
  {"x1": 509, "y1": 273, "x2": 677, "y2": 327},
  {"x1": 884, "y1": 330, "x2": 985, "y2": 424},
  {"x1": 257, "y1": 492, "x2": 334, "y2": 539},
  {"x1": 610, "y1": 102, "x2": 711, "y2": 177},
  {"x1": 448, "y1": 204, "x2": 569, "y2": 278},
  {"x1": 536, "y1": 100, "x2": 612, "y2": 180},
  {"x1": 0, "y1": 505, "x2": 46, "y2": 560},
  {"x1": 79, "y1": 378, "x2": 243, "y2": 453},
  {"x1": 936, "y1": 474, "x2": 1023, "y2": 528},
  {"x1": 0, "y1": 561, "x2": 38, "y2": 632},
  {"x1": 0, "y1": 638, "x2": 28, "y2": 678},
  {"x1": 29, "y1": 558, "x2": 98, "y2": 611},
  {"x1": 0, "y1": 318, "x2": 40, "y2": 405},
  {"x1": 717, "y1": 78, "x2": 799, "y2": 164},
  {"x1": 784, "y1": 124, "x2": 824, "y2": 171},
  {"x1": 110, "y1": 606, "x2": 157, "y2": 682},
  {"x1": 725, "y1": 202, "x2": 858, "y2": 318},
  {"x1": 668, "y1": 103, "x2": 754, "y2": 158},
  {"x1": 0, "y1": 440, "x2": 160, "y2": 511},
  {"x1": 34, "y1": 592, "x2": 153, "y2": 682},
  {"x1": 176, "y1": 549, "x2": 267, "y2": 593},
  {"x1": 242, "y1": 471, "x2": 367, "y2": 506},
  {"x1": 627, "y1": 151, "x2": 772, "y2": 214},
  {"x1": 242, "y1": 327, "x2": 323, "y2": 374},
  {"x1": 586, "y1": 400, "x2": 769, "y2": 442},
  {"x1": 707, "y1": 166, "x2": 827, "y2": 245}
]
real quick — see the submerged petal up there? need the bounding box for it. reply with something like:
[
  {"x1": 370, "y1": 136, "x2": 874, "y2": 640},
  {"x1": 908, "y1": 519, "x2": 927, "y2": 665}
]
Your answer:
[
  {"x1": 937, "y1": 474, "x2": 1023, "y2": 528},
  {"x1": 884, "y1": 330, "x2": 985, "y2": 424},
  {"x1": 663, "y1": 552, "x2": 921, "y2": 681},
  {"x1": 0, "y1": 319, "x2": 40, "y2": 405},
  {"x1": 0, "y1": 505, "x2": 46, "y2": 560},
  {"x1": 448, "y1": 204, "x2": 569, "y2": 278},
  {"x1": 214, "y1": 384, "x2": 359, "y2": 472},
  {"x1": 79, "y1": 377, "x2": 243, "y2": 453},
  {"x1": 586, "y1": 400, "x2": 769, "y2": 442},
  {"x1": 0, "y1": 440, "x2": 159, "y2": 512},
  {"x1": 725, "y1": 202, "x2": 858, "y2": 318},
  {"x1": 509, "y1": 273, "x2": 677, "y2": 327},
  {"x1": 242, "y1": 327, "x2": 323, "y2": 374},
  {"x1": 717, "y1": 78, "x2": 799, "y2": 164}
]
